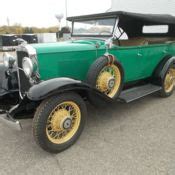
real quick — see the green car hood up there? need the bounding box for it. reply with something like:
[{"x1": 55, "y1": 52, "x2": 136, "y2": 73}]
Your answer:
[{"x1": 31, "y1": 39, "x2": 106, "y2": 54}]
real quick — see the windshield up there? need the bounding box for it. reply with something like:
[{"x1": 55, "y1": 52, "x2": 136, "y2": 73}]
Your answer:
[{"x1": 72, "y1": 18, "x2": 116, "y2": 36}]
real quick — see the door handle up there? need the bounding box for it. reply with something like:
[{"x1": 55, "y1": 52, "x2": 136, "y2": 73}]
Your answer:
[
  {"x1": 137, "y1": 53, "x2": 142, "y2": 57},
  {"x1": 163, "y1": 50, "x2": 168, "y2": 54}
]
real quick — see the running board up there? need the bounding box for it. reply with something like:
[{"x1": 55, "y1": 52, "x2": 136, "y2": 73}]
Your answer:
[{"x1": 119, "y1": 84, "x2": 162, "y2": 103}]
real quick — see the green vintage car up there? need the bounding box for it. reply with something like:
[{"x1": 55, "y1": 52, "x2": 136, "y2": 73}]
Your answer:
[{"x1": 1, "y1": 11, "x2": 175, "y2": 153}]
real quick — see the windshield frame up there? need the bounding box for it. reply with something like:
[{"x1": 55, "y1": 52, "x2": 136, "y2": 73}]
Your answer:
[{"x1": 71, "y1": 17, "x2": 117, "y2": 38}]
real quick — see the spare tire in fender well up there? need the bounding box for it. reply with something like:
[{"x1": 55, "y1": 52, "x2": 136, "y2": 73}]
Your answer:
[
  {"x1": 86, "y1": 55, "x2": 124, "y2": 106},
  {"x1": 87, "y1": 55, "x2": 124, "y2": 94}
]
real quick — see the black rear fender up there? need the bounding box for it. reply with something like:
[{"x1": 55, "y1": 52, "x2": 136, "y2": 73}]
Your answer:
[{"x1": 152, "y1": 56, "x2": 175, "y2": 85}]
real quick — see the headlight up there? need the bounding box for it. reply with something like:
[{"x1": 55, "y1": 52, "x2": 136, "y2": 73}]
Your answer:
[
  {"x1": 3, "y1": 52, "x2": 16, "y2": 68},
  {"x1": 22, "y1": 57, "x2": 33, "y2": 77}
]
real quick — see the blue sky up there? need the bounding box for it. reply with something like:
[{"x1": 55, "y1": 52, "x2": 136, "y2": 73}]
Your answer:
[{"x1": 0, "y1": 0, "x2": 111, "y2": 27}]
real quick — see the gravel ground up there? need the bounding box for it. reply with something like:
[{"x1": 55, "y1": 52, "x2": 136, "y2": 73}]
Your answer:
[{"x1": 0, "y1": 93, "x2": 175, "y2": 175}]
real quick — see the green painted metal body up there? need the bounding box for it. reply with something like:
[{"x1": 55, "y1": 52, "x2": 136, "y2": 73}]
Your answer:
[{"x1": 32, "y1": 39, "x2": 175, "y2": 83}]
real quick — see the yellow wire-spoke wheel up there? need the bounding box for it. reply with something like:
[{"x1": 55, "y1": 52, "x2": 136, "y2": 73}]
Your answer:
[
  {"x1": 164, "y1": 68, "x2": 175, "y2": 93},
  {"x1": 46, "y1": 101, "x2": 81, "y2": 144},
  {"x1": 96, "y1": 64, "x2": 121, "y2": 98}
]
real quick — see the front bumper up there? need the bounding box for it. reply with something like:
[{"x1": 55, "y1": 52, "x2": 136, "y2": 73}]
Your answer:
[
  {"x1": 0, "y1": 93, "x2": 36, "y2": 131},
  {"x1": 0, "y1": 90, "x2": 21, "y2": 130},
  {"x1": 0, "y1": 112, "x2": 22, "y2": 131}
]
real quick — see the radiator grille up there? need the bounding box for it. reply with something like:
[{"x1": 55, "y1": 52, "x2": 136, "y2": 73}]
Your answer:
[{"x1": 16, "y1": 51, "x2": 31, "y2": 94}]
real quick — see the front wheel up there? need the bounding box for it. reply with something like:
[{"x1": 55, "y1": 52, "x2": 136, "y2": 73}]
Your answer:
[
  {"x1": 159, "y1": 66, "x2": 175, "y2": 97},
  {"x1": 32, "y1": 92, "x2": 87, "y2": 153}
]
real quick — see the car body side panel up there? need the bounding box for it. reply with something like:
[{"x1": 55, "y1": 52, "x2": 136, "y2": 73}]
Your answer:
[
  {"x1": 34, "y1": 40, "x2": 175, "y2": 84},
  {"x1": 37, "y1": 50, "x2": 97, "y2": 81},
  {"x1": 137, "y1": 44, "x2": 169, "y2": 78},
  {"x1": 97, "y1": 44, "x2": 170, "y2": 82},
  {"x1": 111, "y1": 44, "x2": 172, "y2": 82},
  {"x1": 103, "y1": 46, "x2": 143, "y2": 81},
  {"x1": 33, "y1": 41, "x2": 102, "y2": 81}
]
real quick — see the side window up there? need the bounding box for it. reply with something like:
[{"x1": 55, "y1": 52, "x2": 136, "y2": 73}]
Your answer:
[
  {"x1": 142, "y1": 25, "x2": 169, "y2": 34},
  {"x1": 115, "y1": 27, "x2": 128, "y2": 40}
]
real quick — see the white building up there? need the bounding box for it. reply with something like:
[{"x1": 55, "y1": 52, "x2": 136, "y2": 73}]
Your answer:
[
  {"x1": 108, "y1": 0, "x2": 175, "y2": 16},
  {"x1": 37, "y1": 33, "x2": 57, "y2": 43}
]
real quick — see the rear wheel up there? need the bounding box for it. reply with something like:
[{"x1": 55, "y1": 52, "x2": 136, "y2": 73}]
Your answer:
[
  {"x1": 160, "y1": 66, "x2": 175, "y2": 97},
  {"x1": 32, "y1": 92, "x2": 87, "y2": 153}
]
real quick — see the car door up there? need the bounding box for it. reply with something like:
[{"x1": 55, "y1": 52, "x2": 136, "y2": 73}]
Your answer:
[
  {"x1": 110, "y1": 45, "x2": 144, "y2": 82},
  {"x1": 138, "y1": 43, "x2": 169, "y2": 79}
]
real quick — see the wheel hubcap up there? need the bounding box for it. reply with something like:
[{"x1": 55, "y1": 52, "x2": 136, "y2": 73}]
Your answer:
[
  {"x1": 46, "y1": 101, "x2": 81, "y2": 144},
  {"x1": 61, "y1": 117, "x2": 72, "y2": 129},
  {"x1": 108, "y1": 77, "x2": 115, "y2": 89}
]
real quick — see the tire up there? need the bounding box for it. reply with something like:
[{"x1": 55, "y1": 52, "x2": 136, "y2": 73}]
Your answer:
[
  {"x1": 87, "y1": 55, "x2": 124, "y2": 106},
  {"x1": 159, "y1": 65, "x2": 175, "y2": 97},
  {"x1": 32, "y1": 92, "x2": 87, "y2": 153}
]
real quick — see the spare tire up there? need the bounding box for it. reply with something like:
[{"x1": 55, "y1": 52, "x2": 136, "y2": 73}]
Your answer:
[{"x1": 87, "y1": 55, "x2": 124, "y2": 105}]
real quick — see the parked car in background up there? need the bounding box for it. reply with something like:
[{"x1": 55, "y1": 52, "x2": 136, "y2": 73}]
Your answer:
[
  {"x1": 0, "y1": 11, "x2": 175, "y2": 153},
  {"x1": 0, "y1": 34, "x2": 19, "y2": 51},
  {"x1": 21, "y1": 34, "x2": 38, "y2": 44},
  {"x1": 0, "y1": 34, "x2": 18, "y2": 46}
]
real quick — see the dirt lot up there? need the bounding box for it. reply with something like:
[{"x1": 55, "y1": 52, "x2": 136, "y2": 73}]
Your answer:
[{"x1": 0, "y1": 93, "x2": 175, "y2": 175}]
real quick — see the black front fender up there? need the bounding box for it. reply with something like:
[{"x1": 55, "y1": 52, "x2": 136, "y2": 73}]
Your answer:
[{"x1": 27, "y1": 78, "x2": 113, "y2": 103}]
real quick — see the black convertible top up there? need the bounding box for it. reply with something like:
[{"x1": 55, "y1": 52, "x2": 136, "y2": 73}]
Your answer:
[
  {"x1": 67, "y1": 11, "x2": 175, "y2": 25},
  {"x1": 67, "y1": 11, "x2": 175, "y2": 37}
]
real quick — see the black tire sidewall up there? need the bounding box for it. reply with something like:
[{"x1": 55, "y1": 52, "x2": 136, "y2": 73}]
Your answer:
[{"x1": 33, "y1": 92, "x2": 87, "y2": 153}]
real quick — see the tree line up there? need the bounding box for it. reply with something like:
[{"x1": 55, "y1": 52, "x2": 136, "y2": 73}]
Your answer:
[{"x1": 0, "y1": 25, "x2": 58, "y2": 34}]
